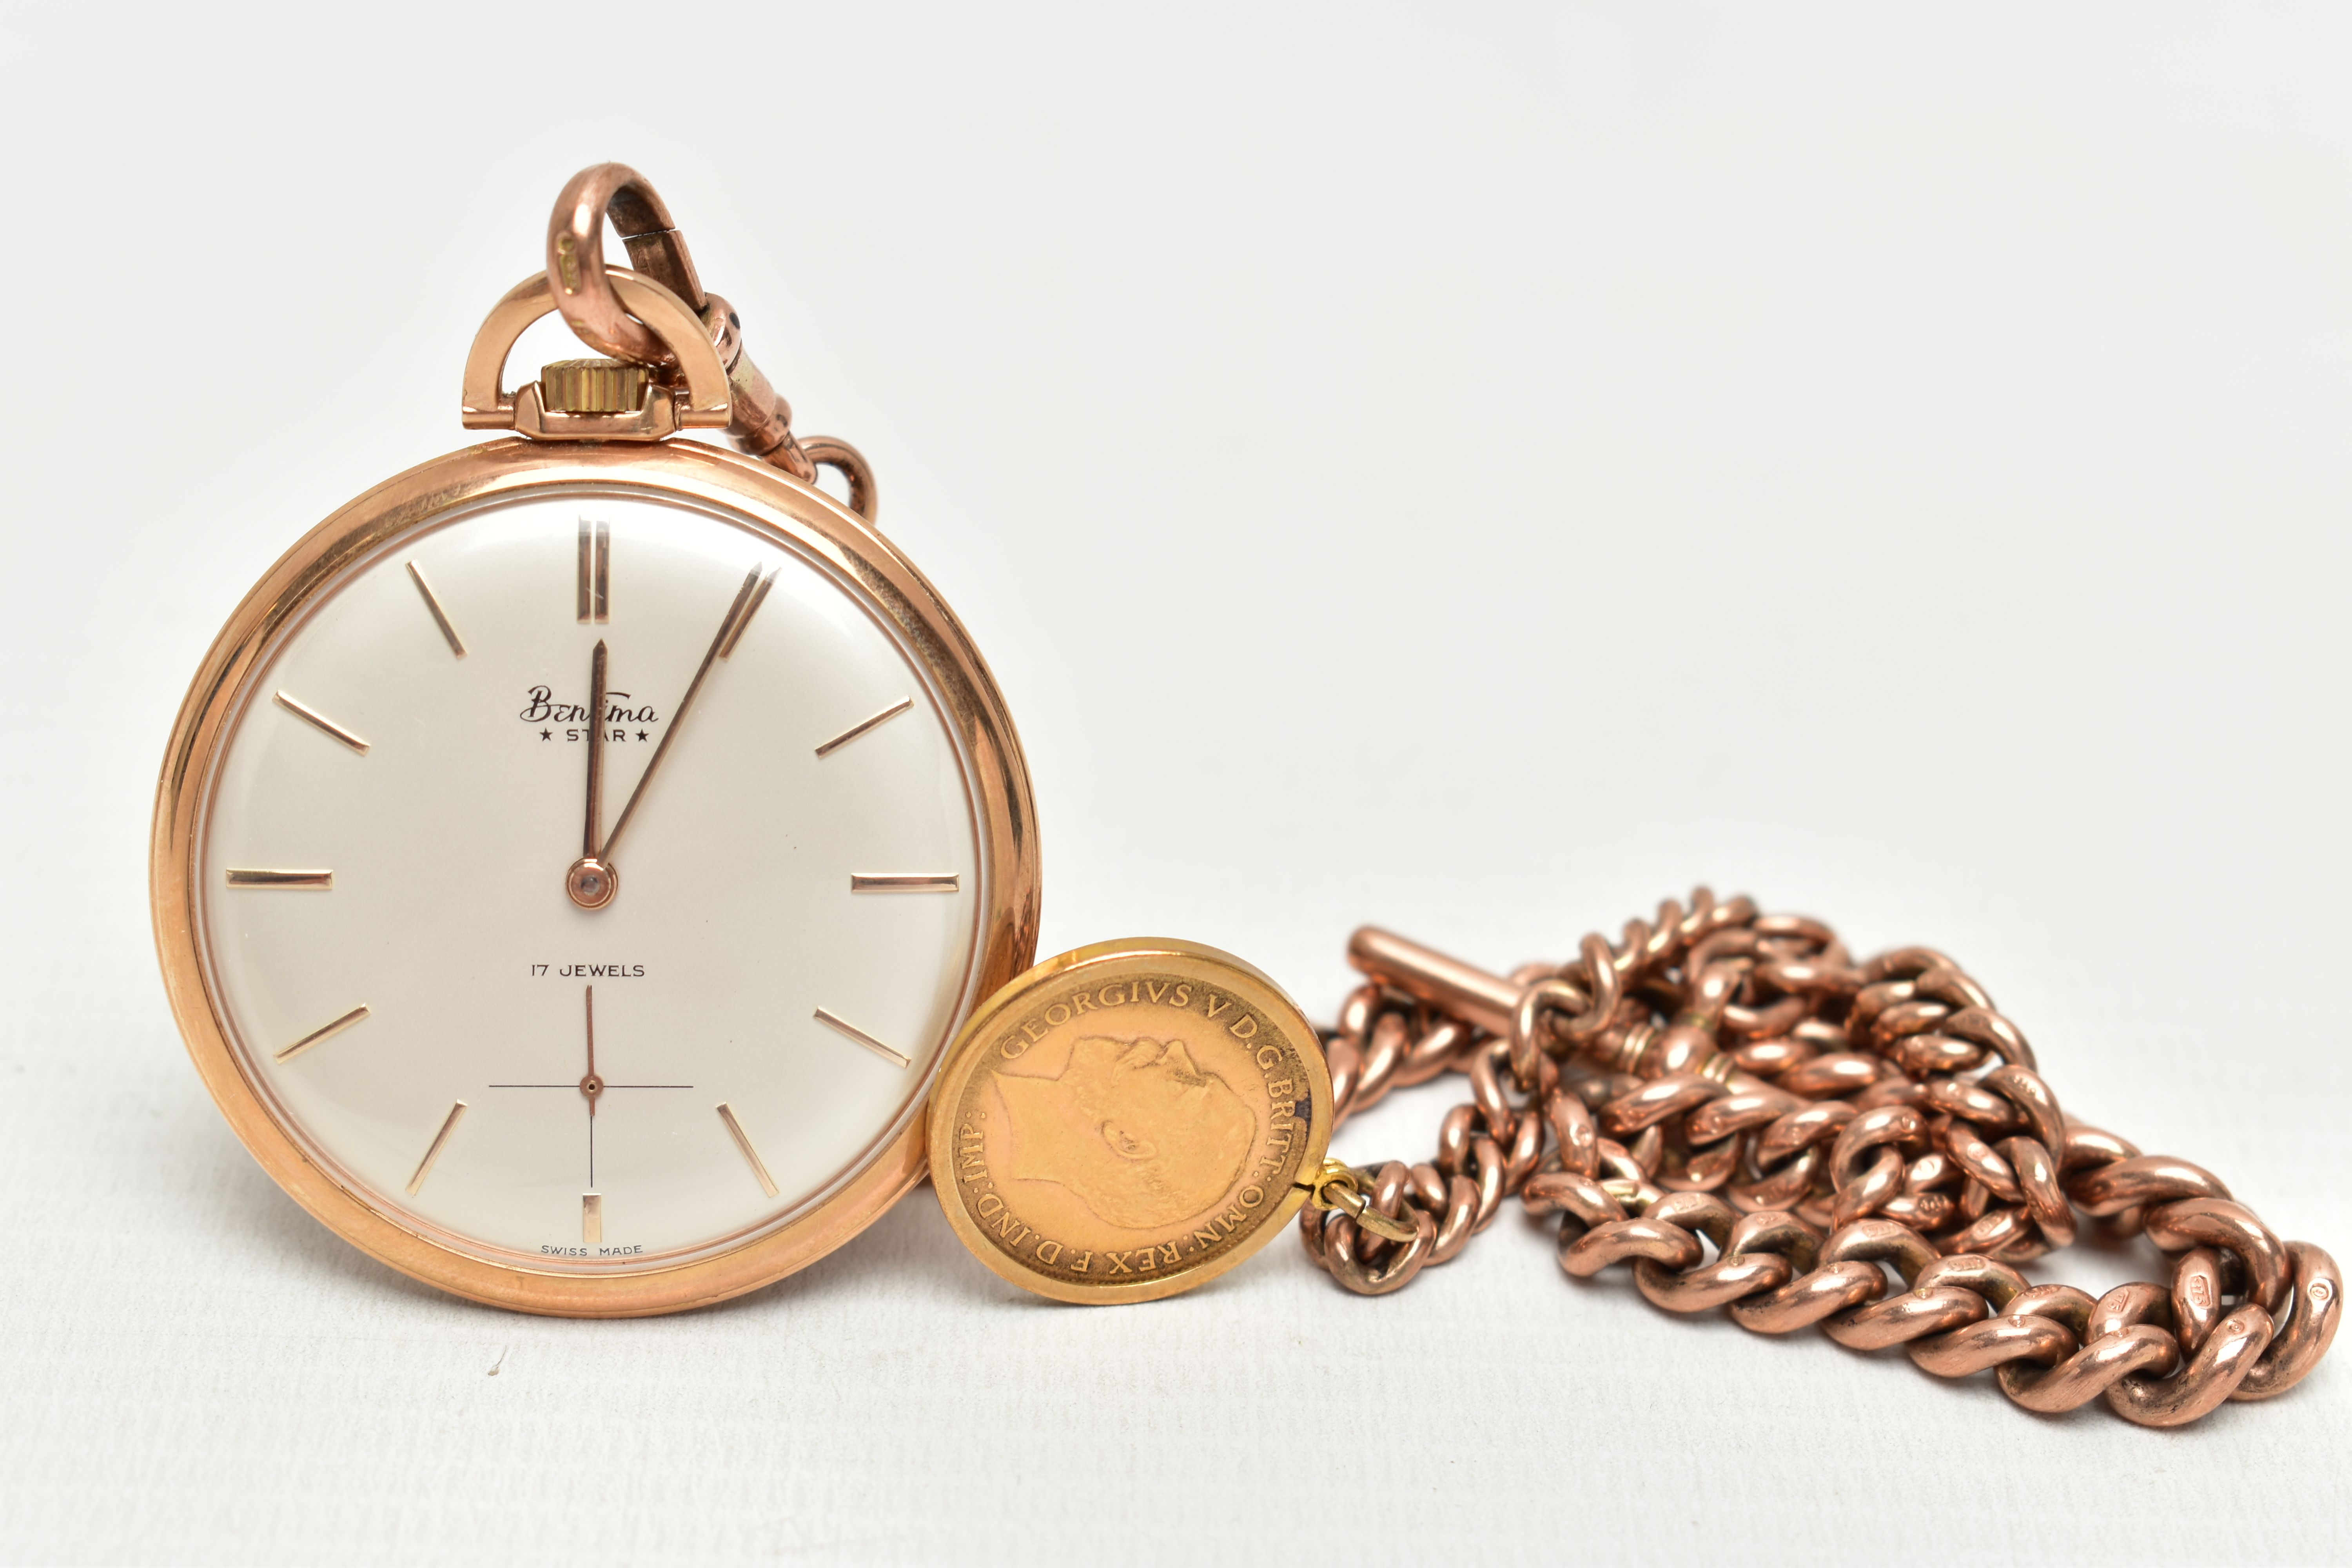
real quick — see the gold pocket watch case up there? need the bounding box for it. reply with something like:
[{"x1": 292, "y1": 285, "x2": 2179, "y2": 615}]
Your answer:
[{"x1": 151, "y1": 166, "x2": 1039, "y2": 1316}]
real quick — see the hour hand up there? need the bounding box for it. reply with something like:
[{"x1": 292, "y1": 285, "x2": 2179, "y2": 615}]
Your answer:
[{"x1": 566, "y1": 641, "x2": 618, "y2": 909}]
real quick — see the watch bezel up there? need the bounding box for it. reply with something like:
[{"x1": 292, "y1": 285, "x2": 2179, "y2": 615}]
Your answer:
[{"x1": 152, "y1": 437, "x2": 1040, "y2": 1316}]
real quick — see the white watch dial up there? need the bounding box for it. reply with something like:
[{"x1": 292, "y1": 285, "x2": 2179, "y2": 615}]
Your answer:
[{"x1": 199, "y1": 488, "x2": 982, "y2": 1267}]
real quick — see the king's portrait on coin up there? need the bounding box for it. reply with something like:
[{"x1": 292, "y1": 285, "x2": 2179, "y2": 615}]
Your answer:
[
  {"x1": 993, "y1": 1035, "x2": 1256, "y2": 1229},
  {"x1": 929, "y1": 943, "x2": 1336, "y2": 1303}
]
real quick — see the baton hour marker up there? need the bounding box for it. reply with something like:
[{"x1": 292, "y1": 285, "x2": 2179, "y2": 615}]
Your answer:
[
  {"x1": 815, "y1": 697, "x2": 913, "y2": 758},
  {"x1": 273, "y1": 691, "x2": 370, "y2": 754},
  {"x1": 407, "y1": 1102, "x2": 468, "y2": 1195},
  {"x1": 275, "y1": 1003, "x2": 370, "y2": 1063},
  {"x1": 717, "y1": 1103, "x2": 780, "y2": 1198},
  {"x1": 814, "y1": 1006, "x2": 912, "y2": 1069},
  {"x1": 406, "y1": 561, "x2": 466, "y2": 657},
  {"x1": 225, "y1": 869, "x2": 333, "y2": 890},
  {"x1": 717, "y1": 568, "x2": 776, "y2": 659},
  {"x1": 849, "y1": 873, "x2": 960, "y2": 893},
  {"x1": 578, "y1": 521, "x2": 610, "y2": 622}
]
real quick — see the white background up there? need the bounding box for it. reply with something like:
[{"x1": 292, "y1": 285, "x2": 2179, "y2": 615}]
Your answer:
[{"x1": 3, "y1": 5, "x2": 2347, "y2": 1563}]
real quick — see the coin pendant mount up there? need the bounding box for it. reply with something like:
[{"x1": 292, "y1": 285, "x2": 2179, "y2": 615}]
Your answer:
[{"x1": 928, "y1": 938, "x2": 1335, "y2": 1304}]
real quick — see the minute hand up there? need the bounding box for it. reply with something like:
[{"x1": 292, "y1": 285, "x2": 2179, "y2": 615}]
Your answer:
[{"x1": 599, "y1": 566, "x2": 765, "y2": 864}]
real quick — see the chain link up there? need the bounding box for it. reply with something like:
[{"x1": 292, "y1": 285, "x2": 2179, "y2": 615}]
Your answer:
[{"x1": 1299, "y1": 888, "x2": 2341, "y2": 1426}]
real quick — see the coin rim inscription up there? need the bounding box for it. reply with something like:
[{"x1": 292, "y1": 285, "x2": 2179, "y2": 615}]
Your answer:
[{"x1": 926, "y1": 937, "x2": 1335, "y2": 1305}]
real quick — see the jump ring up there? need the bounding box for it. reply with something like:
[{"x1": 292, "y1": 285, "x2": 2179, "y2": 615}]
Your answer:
[{"x1": 548, "y1": 163, "x2": 708, "y2": 366}]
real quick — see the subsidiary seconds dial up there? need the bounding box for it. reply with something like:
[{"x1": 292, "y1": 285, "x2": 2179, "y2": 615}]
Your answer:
[{"x1": 197, "y1": 485, "x2": 990, "y2": 1270}]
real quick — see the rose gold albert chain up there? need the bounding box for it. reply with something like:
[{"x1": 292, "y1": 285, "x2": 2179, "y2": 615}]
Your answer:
[{"x1": 1296, "y1": 891, "x2": 2338, "y2": 1426}]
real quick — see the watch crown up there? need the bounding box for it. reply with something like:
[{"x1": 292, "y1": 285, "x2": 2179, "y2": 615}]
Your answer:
[{"x1": 540, "y1": 358, "x2": 652, "y2": 414}]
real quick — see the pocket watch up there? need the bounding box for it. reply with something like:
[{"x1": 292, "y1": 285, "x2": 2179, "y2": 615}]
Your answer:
[{"x1": 151, "y1": 165, "x2": 1039, "y2": 1316}]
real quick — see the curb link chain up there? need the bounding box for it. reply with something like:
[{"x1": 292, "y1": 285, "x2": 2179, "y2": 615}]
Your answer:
[{"x1": 1300, "y1": 888, "x2": 2341, "y2": 1427}]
